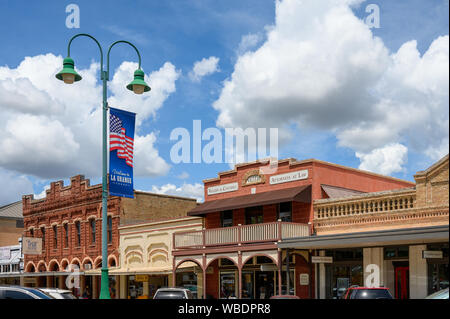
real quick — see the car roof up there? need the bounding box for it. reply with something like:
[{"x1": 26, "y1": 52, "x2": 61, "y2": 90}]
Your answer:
[
  {"x1": 39, "y1": 288, "x2": 72, "y2": 293},
  {"x1": 348, "y1": 287, "x2": 389, "y2": 290},
  {"x1": 156, "y1": 287, "x2": 189, "y2": 292}
]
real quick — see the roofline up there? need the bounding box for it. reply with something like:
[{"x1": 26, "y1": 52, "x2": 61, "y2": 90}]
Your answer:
[
  {"x1": 118, "y1": 215, "x2": 203, "y2": 230},
  {"x1": 0, "y1": 201, "x2": 22, "y2": 211},
  {"x1": 202, "y1": 157, "x2": 415, "y2": 185},
  {"x1": 414, "y1": 153, "x2": 449, "y2": 177},
  {"x1": 133, "y1": 190, "x2": 198, "y2": 202}
]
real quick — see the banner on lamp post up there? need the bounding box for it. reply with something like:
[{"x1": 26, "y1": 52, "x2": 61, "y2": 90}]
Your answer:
[{"x1": 109, "y1": 107, "x2": 136, "y2": 198}]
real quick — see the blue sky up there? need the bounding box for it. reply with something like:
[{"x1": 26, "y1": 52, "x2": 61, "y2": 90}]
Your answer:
[{"x1": 0, "y1": 0, "x2": 448, "y2": 205}]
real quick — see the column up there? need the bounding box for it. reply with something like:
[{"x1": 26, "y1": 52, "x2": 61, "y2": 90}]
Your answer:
[
  {"x1": 319, "y1": 250, "x2": 326, "y2": 299},
  {"x1": 119, "y1": 275, "x2": 127, "y2": 299},
  {"x1": 58, "y1": 275, "x2": 65, "y2": 289},
  {"x1": 363, "y1": 247, "x2": 384, "y2": 287},
  {"x1": 409, "y1": 245, "x2": 427, "y2": 299},
  {"x1": 238, "y1": 252, "x2": 242, "y2": 299},
  {"x1": 115, "y1": 275, "x2": 120, "y2": 299},
  {"x1": 143, "y1": 279, "x2": 149, "y2": 298},
  {"x1": 278, "y1": 249, "x2": 282, "y2": 296},
  {"x1": 92, "y1": 276, "x2": 98, "y2": 299}
]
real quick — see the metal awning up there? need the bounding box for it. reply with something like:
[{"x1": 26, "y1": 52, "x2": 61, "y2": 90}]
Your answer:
[
  {"x1": 188, "y1": 185, "x2": 311, "y2": 216},
  {"x1": 321, "y1": 184, "x2": 364, "y2": 199},
  {"x1": 278, "y1": 225, "x2": 449, "y2": 249}
]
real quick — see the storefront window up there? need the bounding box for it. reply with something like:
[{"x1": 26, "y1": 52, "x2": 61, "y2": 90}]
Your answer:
[
  {"x1": 384, "y1": 246, "x2": 409, "y2": 259},
  {"x1": 220, "y1": 272, "x2": 236, "y2": 298},
  {"x1": 245, "y1": 206, "x2": 263, "y2": 225},
  {"x1": 278, "y1": 270, "x2": 295, "y2": 295},
  {"x1": 242, "y1": 272, "x2": 254, "y2": 299},
  {"x1": 325, "y1": 249, "x2": 363, "y2": 299},
  {"x1": 427, "y1": 243, "x2": 449, "y2": 295}
]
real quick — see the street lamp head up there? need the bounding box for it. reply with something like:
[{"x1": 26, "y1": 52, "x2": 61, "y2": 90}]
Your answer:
[
  {"x1": 56, "y1": 57, "x2": 82, "y2": 84},
  {"x1": 126, "y1": 69, "x2": 150, "y2": 95}
]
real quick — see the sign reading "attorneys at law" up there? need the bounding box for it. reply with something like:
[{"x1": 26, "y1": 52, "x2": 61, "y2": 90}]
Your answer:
[{"x1": 269, "y1": 169, "x2": 309, "y2": 185}]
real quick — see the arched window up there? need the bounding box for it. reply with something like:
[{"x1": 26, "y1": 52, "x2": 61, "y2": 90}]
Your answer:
[
  {"x1": 107, "y1": 216, "x2": 112, "y2": 244},
  {"x1": 90, "y1": 219, "x2": 96, "y2": 244},
  {"x1": 53, "y1": 225, "x2": 58, "y2": 249},
  {"x1": 75, "y1": 221, "x2": 81, "y2": 246}
]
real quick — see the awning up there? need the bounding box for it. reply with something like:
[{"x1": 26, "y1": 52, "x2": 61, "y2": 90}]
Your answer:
[
  {"x1": 321, "y1": 184, "x2": 364, "y2": 199},
  {"x1": 11, "y1": 271, "x2": 86, "y2": 277},
  {"x1": 278, "y1": 225, "x2": 449, "y2": 250},
  {"x1": 189, "y1": 185, "x2": 311, "y2": 216}
]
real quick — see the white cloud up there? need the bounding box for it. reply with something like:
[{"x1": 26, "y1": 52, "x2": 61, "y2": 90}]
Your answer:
[
  {"x1": 356, "y1": 143, "x2": 408, "y2": 175},
  {"x1": 189, "y1": 56, "x2": 220, "y2": 82},
  {"x1": 150, "y1": 183, "x2": 204, "y2": 202},
  {"x1": 34, "y1": 184, "x2": 50, "y2": 200},
  {"x1": 0, "y1": 168, "x2": 34, "y2": 205},
  {"x1": 237, "y1": 33, "x2": 264, "y2": 55},
  {"x1": 212, "y1": 0, "x2": 449, "y2": 174},
  {"x1": 0, "y1": 54, "x2": 178, "y2": 179},
  {"x1": 177, "y1": 171, "x2": 190, "y2": 179}
]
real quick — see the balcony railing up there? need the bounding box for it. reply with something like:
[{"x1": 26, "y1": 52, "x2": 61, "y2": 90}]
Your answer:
[
  {"x1": 174, "y1": 221, "x2": 310, "y2": 250},
  {"x1": 314, "y1": 189, "x2": 416, "y2": 220}
]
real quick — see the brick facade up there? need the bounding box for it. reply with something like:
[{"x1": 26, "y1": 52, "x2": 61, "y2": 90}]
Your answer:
[{"x1": 22, "y1": 175, "x2": 198, "y2": 275}]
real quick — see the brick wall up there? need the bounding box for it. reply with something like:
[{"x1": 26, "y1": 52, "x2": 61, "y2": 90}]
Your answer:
[
  {"x1": 120, "y1": 192, "x2": 198, "y2": 225},
  {"x1": 0, "y1": 218, "x2": 23, "y2": 246}
]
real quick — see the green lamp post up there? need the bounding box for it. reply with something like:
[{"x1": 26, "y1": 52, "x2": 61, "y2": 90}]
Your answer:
[{"x1": 56, "y1": 33, "x2": 150, "y2": 299}]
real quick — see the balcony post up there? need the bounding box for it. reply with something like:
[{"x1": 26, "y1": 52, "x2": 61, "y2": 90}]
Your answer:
[
  {"x1": 202, "y1": 254, "x2": 206, "y2": 299},
  {"x1": 238, "y1": 252, "x2": 242, "y2": 299},
  {"x1": 277, "y1": 249, "x2": 282, "y2": 296},
  {"x1": 238, "y1": 224, "x2": 242, "y2": 246},
  {"x1": 277, "y1": 219, "x2": 282, "y2": 241},
  {"x1": 202, "y1": 228, "x2": 206, "y2": 248}
]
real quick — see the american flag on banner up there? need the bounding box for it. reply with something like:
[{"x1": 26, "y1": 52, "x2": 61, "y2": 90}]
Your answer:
[{"x1": 110, "y1": 113, "x2": 134, "y2": 167}]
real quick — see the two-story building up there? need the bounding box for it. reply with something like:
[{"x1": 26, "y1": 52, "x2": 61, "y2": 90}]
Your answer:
[
  {"x1": 22, "y1": 174, "x2": 197, "y2": 298},
  {"x1": 280, "y1": 154, "x2": 449, "y2": 299},
  {"x1": 172, "y1": 158, "x2": 414, "y2": 299}
]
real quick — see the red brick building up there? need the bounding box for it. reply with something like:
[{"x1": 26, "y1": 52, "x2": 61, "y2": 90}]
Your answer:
[
  {"x1": 22, "y1": 175, "x2": 197, "y2": 298},
  {"x1": 172, "y1": 158, "x2": 415, "y2": 299}
]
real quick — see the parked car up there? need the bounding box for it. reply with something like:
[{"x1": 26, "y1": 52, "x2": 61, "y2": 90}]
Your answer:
[
  {"x1": 39, "y1": 288, "x2": 77, "y2": 299},
  {"x1": 425, "y1": 288, "x2": 449, "y2": 299},
  {"x1": 0, "y1": 286, "x2": 54, "y2": 299},
  {"x1": 270, "y1": 295, "x2": 300, "y2": 299},
  {"x1": 153, "y1": 287, "x2": 195, "y2": 299},
  {"x1": 341, "y1": 287, "x2": 393, "y2": 299}
]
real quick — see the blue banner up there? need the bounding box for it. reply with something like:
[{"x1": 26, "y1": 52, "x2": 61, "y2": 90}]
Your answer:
[{"x1": 109, "y1": 107, "x2": 136, "y2": 198}]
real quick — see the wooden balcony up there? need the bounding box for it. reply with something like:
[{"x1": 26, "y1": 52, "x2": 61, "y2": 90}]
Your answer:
[{"x1": 173, "y1": 221, "x2": 310, "y2": 250}]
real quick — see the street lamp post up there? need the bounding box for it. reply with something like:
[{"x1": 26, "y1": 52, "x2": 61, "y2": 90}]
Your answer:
[{"x1": 56, "y1": 33, "x2": 150, "y2": 299}]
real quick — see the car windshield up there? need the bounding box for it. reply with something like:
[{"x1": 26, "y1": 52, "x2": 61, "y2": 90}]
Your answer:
[
  {"x1": 154, "y1": 291, "x2": 186, "y2": 299},
  {"x1": 355, "y1": 289, "x2": 392, "y2": 299},
  {"x1": 25, "y1": 288, "x2": 53, "y2": 299},
  {"x1": 61, "y1": 292, "x2": 77, "y2": 299}
]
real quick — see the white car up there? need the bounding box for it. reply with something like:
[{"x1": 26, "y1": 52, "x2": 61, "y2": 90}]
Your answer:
[
  {"x1": 153, "y1": 287, "x2": 195, "y2": 299},
  {"x1": 39, "y1": 288, "x2": 77, "y2": 299}
]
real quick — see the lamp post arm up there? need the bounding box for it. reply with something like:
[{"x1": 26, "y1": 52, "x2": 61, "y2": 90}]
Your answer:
[
  {"x1": 67, "y1": 33, "x2": 105, "y2": 79},
  {"x1": 106, "y1": 40, "x2": 142, "y2": 81}
]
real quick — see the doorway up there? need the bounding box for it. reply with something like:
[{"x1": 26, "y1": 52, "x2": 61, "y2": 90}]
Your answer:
[{"x1": 394, "y1": 265, "x2": 409, "y2": 299}]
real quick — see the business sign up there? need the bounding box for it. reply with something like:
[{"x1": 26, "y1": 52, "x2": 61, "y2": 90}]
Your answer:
[
  {"x1": 299, "y1": 274, "x2": 309, "y2": 286},
  {"x1": 269, "y1": 169, "x2": 308, "y2": 185},
  {"x1": 311, "y1": 256, "x2": 333, "y2": 264},
  {"x1": 22, "y1": 237, "x2": 42, "y2": 255},
  {"x1": 422, "y1": 250, "x2": 443, "y2": 259},
  {"x1": 135, "y1": 275, "x2": 149, "y2": 282},
  {"x1": 0, "y1": 247, "x2": 10, "y2": 261},
  {"x1": 207, "y1": 182, "x2": 239, "y2": 195},
  {"x1": 109, "y1": 107, "x2": 136, "y2": 199}
]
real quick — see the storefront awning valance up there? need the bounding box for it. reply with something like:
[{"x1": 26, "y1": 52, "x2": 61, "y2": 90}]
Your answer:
[
  {"x1": 189, "y1": 184, "x2": 311, "y2": 216},
  {"x1": 278, "y1": 225, "x2": 449, "y2": 250}
]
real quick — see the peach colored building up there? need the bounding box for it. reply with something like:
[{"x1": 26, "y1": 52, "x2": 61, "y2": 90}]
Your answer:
[{"x1": 172, "y1": 158, "x2": 415, "y2": 299}]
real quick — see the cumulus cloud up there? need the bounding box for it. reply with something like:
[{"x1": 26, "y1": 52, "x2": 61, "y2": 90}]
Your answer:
[
  {"x1": 356, "y1": 143, "x2": 408, "y2": 175},
  {"x1": 212, "y1": 0, "x2": 449, "y2": 173},
  {"x1": 150, "y1": 183, "x2": 204, "y2": 202},
  {"x1": 189, "y1": 56, "x2": 220, "y2": 82},
  {"x1": 0, "y1": 54, "x2": 179, "y2": 179}
]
